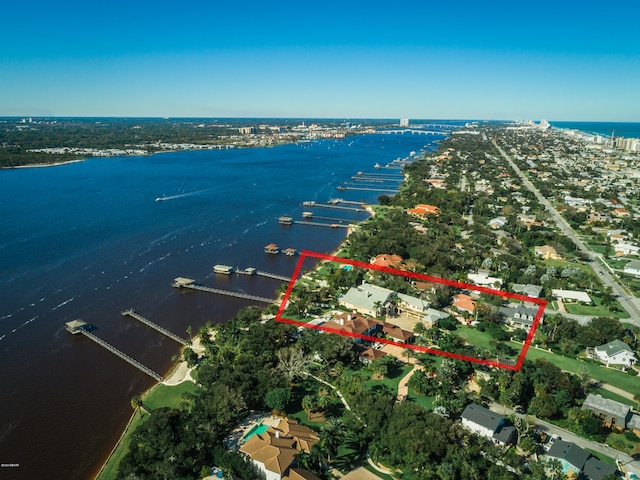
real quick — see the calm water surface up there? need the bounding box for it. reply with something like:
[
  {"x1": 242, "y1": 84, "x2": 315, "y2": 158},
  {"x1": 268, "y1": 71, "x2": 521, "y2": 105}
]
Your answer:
[{"x1": 0, "y1": 132, "x2": 443, "y2": 479}]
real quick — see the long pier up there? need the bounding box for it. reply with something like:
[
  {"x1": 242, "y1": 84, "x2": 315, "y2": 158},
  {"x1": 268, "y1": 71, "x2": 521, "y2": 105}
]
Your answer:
[
  {"x1": 76, "y1": 328, "x2": 163, "y2": 381},
  {"x1": 121, "y1": 309, "x2": 187, "y2": 346},
  {"x1": 309, "y1": 203, "x2": 366, "y2": 212},
  {"x1": 256, "y1": 271, "x2": 291, "y2": 281},
  {"x1": 173, "y1": 278, "x2": 274, "y2": 303},
  {"x1": 293, "y1": 220, "x2": 350, "y2": 228},
  {"x1": 340, "y1": 186, "x2": 399, "y2": 193}
]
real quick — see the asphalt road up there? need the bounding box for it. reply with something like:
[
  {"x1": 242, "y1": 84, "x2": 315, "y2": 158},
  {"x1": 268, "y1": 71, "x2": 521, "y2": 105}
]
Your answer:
[
  {"x1": 490, "y1": 402, "x2": 640, "y2": 477},
  {"x1": 493, "y1": 142, "x2": 640, "y2": 327}
]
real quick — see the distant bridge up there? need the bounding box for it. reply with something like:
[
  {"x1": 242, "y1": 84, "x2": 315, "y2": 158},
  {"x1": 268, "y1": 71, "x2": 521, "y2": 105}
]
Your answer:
[{"x1": 378, "y1": 129, "x2": 447, "y2": 136}]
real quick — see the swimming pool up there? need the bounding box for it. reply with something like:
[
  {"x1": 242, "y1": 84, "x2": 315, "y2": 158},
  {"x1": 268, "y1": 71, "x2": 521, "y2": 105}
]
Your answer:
[{"x1": 242, "y1": 422, "x2": 269, "y2": 441}]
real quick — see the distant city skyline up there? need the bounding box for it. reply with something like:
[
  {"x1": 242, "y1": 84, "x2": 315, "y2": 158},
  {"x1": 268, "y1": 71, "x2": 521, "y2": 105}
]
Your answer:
[{"x1": 1, "y1": 1, "x2": 639, "y2": 121}]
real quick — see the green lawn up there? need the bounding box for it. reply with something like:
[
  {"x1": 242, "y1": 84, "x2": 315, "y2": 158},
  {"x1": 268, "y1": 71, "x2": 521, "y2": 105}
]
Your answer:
[
  {"x1": 455, "y1": 325, "x2": 497, "y2": 352},
  {"x1": 364, "y1": 364, "x2": 414, "y2": 393},
  {"x1": 97, "y1": 409, "x2": 145, "y2": 480},
  {"x1": 564, "y1": 297, "x2": 628, "y2": 318},
  {"x1": 97, "y1": 381, "x2": 199, "y2": 480},
  {"x1": 406, "y1": 391, "x2": 435, "y2": 410},
  {"x1": 143, "y1": 382, "x2": 199, "y2": 410},
  {"x1": 591, "y1": 387, "x2": 636, "y2": 408},
  {"x1": 516, "y1": 344, "x2": 640, "y2": 394},
  {"x1": 605, "y1": 432, "x2": 640, "y2": 456}
]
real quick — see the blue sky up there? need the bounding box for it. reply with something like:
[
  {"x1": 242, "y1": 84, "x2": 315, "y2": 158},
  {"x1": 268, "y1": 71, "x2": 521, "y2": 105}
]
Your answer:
[{"x1": 1, "y1": 0, "x2": 639, "y2": 121}]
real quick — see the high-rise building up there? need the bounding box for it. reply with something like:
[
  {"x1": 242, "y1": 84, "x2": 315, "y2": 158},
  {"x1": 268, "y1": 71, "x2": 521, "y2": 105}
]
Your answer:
[{"x1": 399, "y1": 118, "x2": 409, "y2": 127}]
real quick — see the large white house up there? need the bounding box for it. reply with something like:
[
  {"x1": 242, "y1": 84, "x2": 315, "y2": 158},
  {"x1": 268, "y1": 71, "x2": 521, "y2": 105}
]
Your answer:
[
  {"x1": 460, "y1": 403, "x2": 517, "y2": 445},
  {"x1": 594, "y1": 340, "x2": 638, "y2": 367}
]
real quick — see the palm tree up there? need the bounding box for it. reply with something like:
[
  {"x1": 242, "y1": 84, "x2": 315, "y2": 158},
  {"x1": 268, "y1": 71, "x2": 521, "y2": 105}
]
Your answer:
[
  {"x1": 320, "y1": 418, "x2": 348, "y2": 462},
  {"x1": 373, "y1": 300, "x2": 385, "y2": 318}
]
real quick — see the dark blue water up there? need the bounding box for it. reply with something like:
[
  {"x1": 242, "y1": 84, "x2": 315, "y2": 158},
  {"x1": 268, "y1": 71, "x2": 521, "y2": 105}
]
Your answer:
[
  {"x1": 0, "y1": 131, "x2": 444, "y2": 479},
  {"x1": 551, "y1": 121, "x2": 640, "y2": 138}
]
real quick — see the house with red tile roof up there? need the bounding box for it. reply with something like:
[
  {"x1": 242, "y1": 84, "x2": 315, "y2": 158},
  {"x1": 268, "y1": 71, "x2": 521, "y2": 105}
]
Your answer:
[
  {"x1": 407, "y1": 204, "x2": 439, "y2": 216},
  {"x1": 453, "y1": 293, "x2": 476, "y2": 314},
  {"x1": 370, "y1": 253, "x2": 404, "y2": 269}
]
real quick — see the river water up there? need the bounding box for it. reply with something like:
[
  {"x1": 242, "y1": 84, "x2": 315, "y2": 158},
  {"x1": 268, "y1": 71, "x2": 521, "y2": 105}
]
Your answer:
[{"x1": 0, "y1": 130, "x2": 448, "y2": 479}]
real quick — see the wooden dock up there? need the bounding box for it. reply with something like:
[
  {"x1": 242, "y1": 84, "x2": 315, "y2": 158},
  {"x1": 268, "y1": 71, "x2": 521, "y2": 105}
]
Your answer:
[
  {"x1": 293, "y1": 220, "x2": 349, "y2": 228},
  {"x1": 256, "y1": 270, "x2": 291, "y2": 282},
  {"x1": 65, "y1": 320, "x2": 162, "y2": 381},
  {"x1": 339, "y1": 186, "x2": 399, "y2": 193},
  {"x1": 172, "y1": 278, "x2": 274, "y2": 303},
  {"x1": 121, "y1": 309, "x2": 187, "y2": 346},
  {"x1": 308, "y1": 203, "x2": 366, "y2": 212}
]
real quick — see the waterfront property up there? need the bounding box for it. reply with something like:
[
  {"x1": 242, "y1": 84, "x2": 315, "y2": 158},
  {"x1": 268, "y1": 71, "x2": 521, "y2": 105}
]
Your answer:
[{"x1": 239, "y1": 417, "x2": 319, "y2": 480}]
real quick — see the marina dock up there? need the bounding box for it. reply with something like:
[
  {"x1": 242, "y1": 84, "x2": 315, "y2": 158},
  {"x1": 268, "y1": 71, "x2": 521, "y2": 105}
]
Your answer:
[
  {"x1": 172, "y1": 277, "x2": 274, "y2": 303},
  {"x1": 121, "y1": 309, "x2": 187, "y2": 346},
  {"x1": 214, "y1": 265, "x2": 291, "y2": 281},
  {"x1": 65, "y1": 320, "x2": 163, "y2": 381}
]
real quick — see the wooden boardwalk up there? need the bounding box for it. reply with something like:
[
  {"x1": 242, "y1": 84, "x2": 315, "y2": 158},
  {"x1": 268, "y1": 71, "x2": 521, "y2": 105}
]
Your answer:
[
  {"x1": 310, "y1": 203, "x2": 366, "y2": 212},
  {"x1": 173, "y1": 279, "x2": 274, "y2": 303},
  {"x1": 256, "y1": 271, "x2": 291, "y2": 282},
  {"x1": 121, "y1": 309, "x2": 187, "y2": 346},
  {"x1": 78, "y1": 329, "x2": 163, "y2": 381},
  {"x1": 293, "y1": 221, "x2": 349, "y2": 228}
]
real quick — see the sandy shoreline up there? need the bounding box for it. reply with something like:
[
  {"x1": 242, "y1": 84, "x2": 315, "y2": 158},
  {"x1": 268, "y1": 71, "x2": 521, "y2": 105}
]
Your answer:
[{"x1": 3, "y1": 158, "x2": 87, "y2": 169}]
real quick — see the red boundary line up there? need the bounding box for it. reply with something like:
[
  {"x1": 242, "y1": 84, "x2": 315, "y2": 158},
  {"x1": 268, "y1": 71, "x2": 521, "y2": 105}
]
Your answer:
[{"x1": 275, "y1": 250, "x2": 547, "y2": 371}]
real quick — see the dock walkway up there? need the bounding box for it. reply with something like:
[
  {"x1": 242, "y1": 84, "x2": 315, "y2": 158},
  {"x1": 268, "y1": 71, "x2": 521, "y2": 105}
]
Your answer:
[
  {"x1": 256, "y1": 271, "x2": 291, "y2": 282},
  {"x1": 79, "y1": 329, "x2": 163, "y2": 381},
  {"x1": 173, "y1": 279, "x2": 274, "y2": 303},
  {"x1": 309, "y1": 203, "x2": 365, "y2": 212},
  {"x1": 293, "y1": 221, "x2": 349, "y2": 228},
  {"x1": 121, "y1": 309, "x2": 187, "y2": 346}
]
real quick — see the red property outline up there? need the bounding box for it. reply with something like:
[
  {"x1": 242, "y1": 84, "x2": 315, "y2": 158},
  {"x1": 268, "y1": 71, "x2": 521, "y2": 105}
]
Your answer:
[{"x1": 276, "y1": 251, "x2": 547, "y2": 371}]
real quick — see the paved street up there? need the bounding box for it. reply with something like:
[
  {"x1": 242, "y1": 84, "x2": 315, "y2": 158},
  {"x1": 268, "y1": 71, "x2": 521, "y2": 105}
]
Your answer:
[
  {"x1": 493, "y1": 142, "x2": 640, "y2": 327},
  {"x1": 489, "y1": 402, "x2": 640, "y2": 477}
]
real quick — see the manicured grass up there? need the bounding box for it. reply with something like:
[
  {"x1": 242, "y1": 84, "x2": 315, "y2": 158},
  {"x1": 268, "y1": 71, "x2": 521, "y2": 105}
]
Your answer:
[
  {"x1": 406, "y1": 391, "x2": 435, "y2": 410},
  {"x1": 516, "y1": 344, "x2": 640, "y2": 394},
  {"x1": 591, "y1": 387, "x2": 636, "y2": 408},
  {"x1": 97, "y1": 381, "x2": 199, "y2": 480},
  {"x1": 455, "y1": 325, "x2": 496, "y2": 351},
  {"x1": 143, "y1": 382, "x2": 199, "y2": 411},
  {"x1": 564, "y1": 297, "x2": 628, "y2": 318},
  {"x1": 361, "y1": 461, "x2": 395, "y2": 480},
  {"x1": 97, "y1": 409, "x2": 145, "y2": 480},
  {"x1": 364, "y1": 364, "x2": 414, "y2": 393}
]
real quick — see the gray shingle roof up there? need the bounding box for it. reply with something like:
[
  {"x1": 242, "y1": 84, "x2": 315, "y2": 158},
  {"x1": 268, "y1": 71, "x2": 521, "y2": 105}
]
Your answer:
[
  {"x1": 595, "y1": 339, "x2": 633, "y2": 356},
  {"x1": 582, "y1": 393, "x2": 630, "y2": 423},
  {"x1": 583, "y1": 456, "x2": 616, "y2": 480},
  {"x1": 547, "y1": 440, "x2": 590, "y2": 471},
  {"x1": 461, "y1": 403, "x2": 504, "y2": 433}
]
